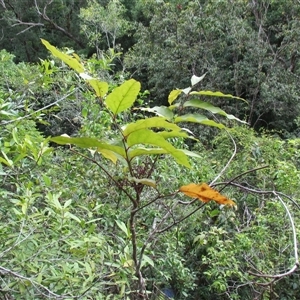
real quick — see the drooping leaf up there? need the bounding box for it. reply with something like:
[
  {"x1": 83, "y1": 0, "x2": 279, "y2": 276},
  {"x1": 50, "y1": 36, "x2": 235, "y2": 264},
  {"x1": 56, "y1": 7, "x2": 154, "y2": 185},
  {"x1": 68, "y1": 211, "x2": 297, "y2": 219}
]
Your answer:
[
  {"x1": 183, "y1": 99, "x2": 247, "y2": 123},
  {"x1": 190, "y1": 90, "x2": 246, "y2": 102},
  {"x1": 105, "y1": 79, "x2": 140, "y2": 115},
  {"x1": 179, "y1": 183, "x2": 236, "y2": 206},
  {"x1": 97, "y1": 148, "x2": 118, "y2": 164},
  {"x1": 174, "y1": 113, "x2": 226, "y2": 129},
  {"x1": 138, "y1": 106, "x2": 174, "y2": 120},
  {"x1": 182, "y1": 87, "x2": 192, "y2": 95},
  {"x1": 128, "y1": 147, "x2": 167, "y2": 159},
  {"x1": 50, "y1": 136, "x2": 126, "y2": 157},
  {"x1": 116, "y1": 220, "x2": 130, "y2": 238},
  {"x1": 41, "y1": 39, "x2": 85, "y2": 74},
  {"x1": 127, "y1": 129, "x2": 190, "y2": 168},
  {"x1": 191, "y1": 73, "x2": 206, "y2": 86},
  {"x1": 129, "y1": 177, "x2": 156, "y2": 188},
  {"x1": 87, "y1": 79, "x2": 109, "y2": 98},
  {"x1": 157, "y1": 130, "x2": 191, "y2": 139},
  {"x1": 168, "y1": 89, "x2": 182, "y2": 105},
  {"x1": 123, "y1": 117, "x2": 182, "y2": 137}
]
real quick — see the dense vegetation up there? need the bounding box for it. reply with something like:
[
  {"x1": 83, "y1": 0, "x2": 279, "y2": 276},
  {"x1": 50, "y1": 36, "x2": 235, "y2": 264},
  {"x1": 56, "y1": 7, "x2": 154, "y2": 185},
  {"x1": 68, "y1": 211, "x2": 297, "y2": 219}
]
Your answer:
[{"x1": 1, "y1": 0, "x2": 300, "y2": 299}]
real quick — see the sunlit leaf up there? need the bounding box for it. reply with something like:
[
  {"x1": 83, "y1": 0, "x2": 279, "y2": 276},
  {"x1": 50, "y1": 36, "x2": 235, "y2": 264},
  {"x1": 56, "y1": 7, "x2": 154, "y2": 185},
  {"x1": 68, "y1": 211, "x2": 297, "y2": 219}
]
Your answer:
[
  {"x1": 168, "y1": 89, "x2": 182, "y2": 105},
  {"x1": 127, "y1": 129, "x2": 190, "y2": 168},
  {"x1": 87, "y1": 79, "x2": 109, "y2": 98},
  {"x1": 174, "y1": 114, "x2": 225, "y2": 129},
  {"x1": 41, "y1": 39, "x2": 85, "y2": 73},
  {"x1": 190, "y1": 90, "x2": 246, "y2": 102},
  {"x1": 138, "y1": 106, "x2": 174, "y2": 120},
  {"x1": 123, "y1": 117, "x2": 182, "y2": 137},
  {"x1": 182, "y1": 87, "x2": 192, "y2": 95},
  {"x1": 105, "y1": 79, "x2": 140, "y2": 115},
  {"x1": 191, "y1": 73, "x2": 206, "y2": 86},
  {"x1": 179, "y1": 183, "x2": 236, "y2": 206},
  {"x1": 183, "y1": 99, "x2": 247, "y2": 123},
  {"x1": 50, "y1": 136, "x2": 126, "y2": 157}
]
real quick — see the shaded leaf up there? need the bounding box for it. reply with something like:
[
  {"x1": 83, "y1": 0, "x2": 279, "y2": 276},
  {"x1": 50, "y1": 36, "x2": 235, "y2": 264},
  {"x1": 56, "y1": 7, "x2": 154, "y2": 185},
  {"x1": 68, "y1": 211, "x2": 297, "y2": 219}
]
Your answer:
[
  {"x1": 191, "y1": 73, "x2": 206, "y2": 86},
  {"x1": 105, "y1": 79, "x2": 140, "y2": 115},
  {"x1": 97, "y1": 148, "x2": 118, "y2": 164},
  {"x1": 179, "y1": 183, "x2": 236, "y2": 206},
  {"x1": 129, "y1": 177, "x2": 156, "y2": 188}
]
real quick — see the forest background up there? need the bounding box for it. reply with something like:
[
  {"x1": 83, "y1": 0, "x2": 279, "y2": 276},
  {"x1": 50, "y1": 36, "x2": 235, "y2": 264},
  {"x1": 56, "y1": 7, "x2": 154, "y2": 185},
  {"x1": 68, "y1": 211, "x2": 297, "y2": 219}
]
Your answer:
[{"x1": 1, "y1": 0, "x2": 300, "y2": 299}]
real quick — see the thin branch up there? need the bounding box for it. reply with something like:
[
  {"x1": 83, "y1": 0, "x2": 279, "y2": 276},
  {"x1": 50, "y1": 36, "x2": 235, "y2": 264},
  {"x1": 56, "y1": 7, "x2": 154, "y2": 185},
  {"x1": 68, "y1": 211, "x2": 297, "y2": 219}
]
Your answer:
[
  {"x1": 210, "y1": 128, "x2": 237, "y2": 186},
  {"x1": 0, "y1": 266, "x2": 69, "y2": 299},
  {"x1": 1, "y1": 90, "x2": 76, "y2": 126}
]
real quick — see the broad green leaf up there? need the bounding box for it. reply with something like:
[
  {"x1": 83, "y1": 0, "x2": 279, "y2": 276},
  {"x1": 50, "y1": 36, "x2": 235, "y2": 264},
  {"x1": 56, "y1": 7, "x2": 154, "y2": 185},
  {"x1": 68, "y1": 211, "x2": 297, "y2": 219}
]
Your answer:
[
  {"x1": 105, "y1": 79, "x2": 140, "y2": 115},
  {"x1": 179, "y1": 149, "x2": 202, "y2": 158},
  {"x1": 138, "y1": 106, "x2": 174, "y2": 120},
  {"x1": 50, "y1": 136, "x2": 126, "y2": 157},
  {"x1": 190, "y1": 90, "x2": 246, "y2": 102},
  {"x1": 183, "y1": 99, "x2": 247, "y2": 123},
  {"x1": 191, "y1": 73, "x2": 206, "y2": 86},
  {"x1": 157, "y1": 130, "x2": 191, "y2": 139},
  {"x1": 41, "y1": 39, "x2": 84, "y2": 73},
  {"x1": 97, "y1": 148, "x2": 118, "y2": 164},
  {"x1": 128, "y1": 147, "x2": 167, "y2": 159},
  {"x1": 127, "y1": 129, "x2": 190, "y2": 168},
  {"x1": 87, "y1": 79, "x2": 109, "y2": 98},
  {"x1": 168, "y1": 89, "x2": 182, "y2": 105},
  {"x1": 174, "y1": 113, "x2": 225, "y2": 129},
  {"x1": 123, "y1": 117, "x2": 182, "y2": 137},
  {"x1": 129, "y1": 177, "x2": 156, "y2": 188}
]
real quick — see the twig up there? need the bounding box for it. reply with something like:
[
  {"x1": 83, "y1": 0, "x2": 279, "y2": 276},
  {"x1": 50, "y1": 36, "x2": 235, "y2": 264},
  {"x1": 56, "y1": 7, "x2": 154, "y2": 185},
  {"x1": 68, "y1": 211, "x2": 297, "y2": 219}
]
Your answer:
[{"x1": 1, "y1": 90, "x2": 76, "y2": 125}]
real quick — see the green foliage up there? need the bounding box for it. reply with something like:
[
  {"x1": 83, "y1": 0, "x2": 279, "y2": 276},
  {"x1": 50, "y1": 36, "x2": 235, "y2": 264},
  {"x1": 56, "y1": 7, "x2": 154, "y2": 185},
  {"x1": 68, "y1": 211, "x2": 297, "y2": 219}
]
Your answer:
[{"x1": 1, "y1": 38, "x2": 300, "y2": 300}]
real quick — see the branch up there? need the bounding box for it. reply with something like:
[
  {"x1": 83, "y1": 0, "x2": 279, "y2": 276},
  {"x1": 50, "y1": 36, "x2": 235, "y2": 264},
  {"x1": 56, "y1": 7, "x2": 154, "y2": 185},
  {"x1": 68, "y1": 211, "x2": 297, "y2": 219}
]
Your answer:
[
  {"x1": 0, "y1": 89, "x2": 76, "y2": 126},
  {"x1": 0, "y1": 265, "x2": 70, "y2": 299}
]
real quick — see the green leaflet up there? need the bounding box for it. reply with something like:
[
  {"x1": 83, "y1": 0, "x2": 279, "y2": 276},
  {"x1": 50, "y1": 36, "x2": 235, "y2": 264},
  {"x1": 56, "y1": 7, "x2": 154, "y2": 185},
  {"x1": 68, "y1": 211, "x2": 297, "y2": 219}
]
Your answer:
[
  {"x1": 105, "y1": 79, "x2": 141, "y2": 115},
  {"x1": 138, "y1": 106, "x2": 174, "y2": 120},
  {"x1": 126, "y1": 129, "x2": 190, "y2": 168},
  {"x1": 128, "y1": 147, "x2": 167, "y2": 159},
  {"x1": 183, "y1": 99, "x2": 247, "y2": 124},
  {"x1": 190, "y1": 90, "x2": 246, "y2": 102},
  {"x1": 123, "y1": 117, "x2": 182, "y2": 137},
  {"x1": 41, "y1": 39, "x2": 85, "y2": 74},
  {"x1": 168, "y1": 89, "x2": 182, "y2": 105},
  {"x1": 50, "y1": 136, "x2": 126, "y2": 157},
  {"x1": 87, "y1": 79, "x2": 109, "y2": 98},
  {"x1": 129, "y1": 177, "x2": 156, "y2": 188},
  {"x1": 174, "y1": 114, "x2": 225, "y2": 129}
]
